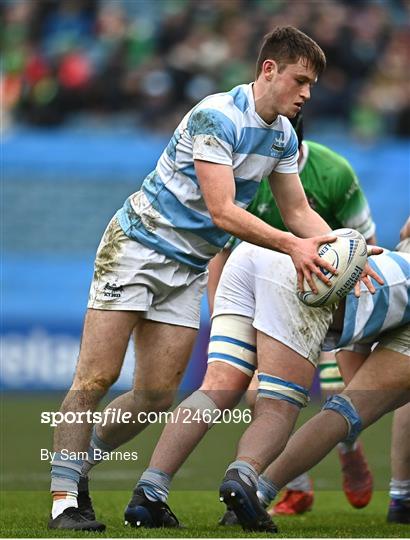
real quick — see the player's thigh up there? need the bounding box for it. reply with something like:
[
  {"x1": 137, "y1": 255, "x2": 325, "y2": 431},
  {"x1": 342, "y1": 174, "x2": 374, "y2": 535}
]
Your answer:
[
  {"x1": 336, "y1": 348, "x2": 369, "y2": 385},
  {"x1": 256, "y1": 330, "x2": 316, "y2": 390},
  {"x1": 343, "y1": 346, "x2": 410, "y2": 428},
  {"x1": 205, "y1": 313, "x2": 257, "y2": 407},
  {"x1": 252, "y1": 251, "x2": 333, "y2": 368},
  {"x1": 133, "y1": 318, "x2": 197, "y2": 393},
  {"x1": 255, "y1": 331, "x2": 315, "y2": 422},
  {"x1": 72, "y1": 308, "x2": 140, "y2": 389}
]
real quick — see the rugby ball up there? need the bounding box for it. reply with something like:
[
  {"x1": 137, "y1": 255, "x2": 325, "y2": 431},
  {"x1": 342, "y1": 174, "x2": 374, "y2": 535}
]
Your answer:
[{"x1": 297, "y1": 228, "x2": 367, "y2": 307}]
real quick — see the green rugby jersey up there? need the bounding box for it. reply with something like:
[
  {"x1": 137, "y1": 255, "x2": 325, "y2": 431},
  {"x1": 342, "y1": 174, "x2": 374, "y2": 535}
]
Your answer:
[{"x1": 245, "y1": 140, "x2": 375, "y2": 239}]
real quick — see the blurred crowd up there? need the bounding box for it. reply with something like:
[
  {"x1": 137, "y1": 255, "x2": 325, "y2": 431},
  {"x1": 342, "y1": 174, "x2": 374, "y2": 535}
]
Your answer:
[{"x1": 1, "y1": 0, "x2": 409, "y2": 137}]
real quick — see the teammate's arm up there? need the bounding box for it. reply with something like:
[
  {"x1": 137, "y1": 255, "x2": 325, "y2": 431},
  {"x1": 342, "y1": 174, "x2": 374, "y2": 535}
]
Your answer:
[{"x1": 195, "y1": 160, "x2": 337, "y2": 293}]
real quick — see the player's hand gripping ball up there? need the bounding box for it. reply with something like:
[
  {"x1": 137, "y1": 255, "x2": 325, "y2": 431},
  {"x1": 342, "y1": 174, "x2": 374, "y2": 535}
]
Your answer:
[{"x1": 298, "y1": 228, "x2": 367, "y2": 307}]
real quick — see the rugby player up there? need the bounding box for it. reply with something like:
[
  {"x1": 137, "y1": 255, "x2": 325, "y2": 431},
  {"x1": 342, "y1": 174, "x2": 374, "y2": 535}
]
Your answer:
[
  {"x1": 385, "y1": 219, "x2": 410, "y2": 524},
  {"x1": 230, "y1": 226, "x2": 409, "y2": 525},
  {"x1": 210, "y1": 113, "x2": 377, "y2": 519},
  {"x1": 389, "y1": 400, "x2": 410, "y2": 523},
  {"x1": 124, "y1": 239, "x2": 409, "y2": 531},
  {"x1": 252, "y1": 248, "x2": 409, "y2": 528},
  {"x1": 49, "y1": 26, "x2": 353, "y2": 531},
  {"x1": 226, "y1": 221, "x2": 410, "y2": 526}
]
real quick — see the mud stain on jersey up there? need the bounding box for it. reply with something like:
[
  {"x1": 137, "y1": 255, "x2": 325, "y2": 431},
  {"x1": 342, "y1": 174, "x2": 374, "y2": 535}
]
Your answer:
[
  {"x1": 130, "y1": 191, "x2": 161, "y2": 233},
  {"x1": 191, "y1": 110, "x2": 228, "y2": 149}
]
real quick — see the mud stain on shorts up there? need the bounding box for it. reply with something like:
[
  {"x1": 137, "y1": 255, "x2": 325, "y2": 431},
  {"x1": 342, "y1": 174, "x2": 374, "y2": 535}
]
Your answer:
[{"x1": 94, "y1": 218, "x2": 125, "y2": 282}]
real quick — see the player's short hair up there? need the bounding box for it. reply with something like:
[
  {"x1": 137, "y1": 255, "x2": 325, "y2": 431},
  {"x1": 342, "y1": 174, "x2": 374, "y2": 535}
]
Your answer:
[
  {"x1": 256, "y1": 26, "x2": 326, "y2": 78},
  {"x1": 290, "y1": 113, "x2": 304, "y2": 148}
]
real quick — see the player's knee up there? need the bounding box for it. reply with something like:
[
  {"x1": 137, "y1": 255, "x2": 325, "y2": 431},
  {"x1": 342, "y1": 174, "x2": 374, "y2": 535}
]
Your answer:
[
  {"x1": 177, "y1": 390, "x2": 219, "y2": 428},
  {"x1": 73, "y1": 371, "x2": 119, "y2": 394},
  {"x1": 257, "y1": 372, "x2": 310, "y2": 408},
  {"x1": 245, "y1": 387, "x2": 257, "y2": 411},
  {"x1": 322, "y1": 394, "x2": 362, "y2": 443},
  {"x1": 133, "y1": 388, "x2": 175, "y2": 412}
]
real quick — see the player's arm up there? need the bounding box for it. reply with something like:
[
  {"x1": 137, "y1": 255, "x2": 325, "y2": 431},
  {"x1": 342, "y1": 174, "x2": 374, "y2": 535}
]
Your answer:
[
  {"x1": 268, "y1": 170, "x2": 331, "y2": 237},
  {"x1": 195, "y1": 160, "x2": 337, "y2": 292},
  {"x1": 207, "y1": 248, "x2": 231, "y2": 314},
  {"x1": 269, "y1": 170, "x2": 383, "y2": 293},
  {"x1": 207, "y1": 182, "x2": 275, "y2": 313}
]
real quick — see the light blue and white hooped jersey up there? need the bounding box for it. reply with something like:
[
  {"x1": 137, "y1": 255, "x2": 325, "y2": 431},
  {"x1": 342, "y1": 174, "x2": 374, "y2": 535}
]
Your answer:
[
  {"x1": 331, "y1": 251, "x2": 410, "y2": 349},
  {"x1": 116, "y1": 83, "x2": 299, "y2": 271}
]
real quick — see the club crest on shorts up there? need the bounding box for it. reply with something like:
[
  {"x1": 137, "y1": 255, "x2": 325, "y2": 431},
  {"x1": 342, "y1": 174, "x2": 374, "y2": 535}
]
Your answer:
[{"x1": 103, "y1": 282, "x2": 124, "y2": 298}]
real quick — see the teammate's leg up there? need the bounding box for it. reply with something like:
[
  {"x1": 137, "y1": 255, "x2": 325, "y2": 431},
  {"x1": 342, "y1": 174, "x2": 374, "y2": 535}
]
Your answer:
[
  {"x1": 271, "y1": 350, "x2": 340, "y2": 516},
  {"x1": 261, "y1": 347, "x2": 410, "y2": 503},
  {"x1": 124, "y1": 314, "x2": 255, "y2": 528},
  {"x1": 219, "y1": 333, "x2": 315, "y2": 532},
  {"x1": 271, "y1": 348, "x2": 373, "y2": 516},
  {"x1": 334, "y1": 349, "x2": 373, "y2": 508},
  {"x1": 236, "y1": 332, "x2": 315, "y2": 472},
  {"x1": 388, "y1": 402, "x2": 410, "y2": 523}
]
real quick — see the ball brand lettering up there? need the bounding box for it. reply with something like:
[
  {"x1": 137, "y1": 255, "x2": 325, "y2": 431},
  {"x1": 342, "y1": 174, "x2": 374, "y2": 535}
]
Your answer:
[
  {"x1": 336, "y1": 265, "x2": 363, "y2": 298},
  {"x1": 298, "y1": 228, "x2": 367, "y2": 308},
  {"x1": 318, "y1": 244, "x2": 330, "y2": 257}
]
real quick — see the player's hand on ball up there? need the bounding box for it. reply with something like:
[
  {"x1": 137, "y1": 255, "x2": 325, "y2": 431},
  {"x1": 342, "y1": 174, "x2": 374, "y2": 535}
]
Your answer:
[
  {"x1": 354, "y1": 247, "x2": 384, "y2": 297},
  {"x1": 290, "y1": 234, "x2": 338, "y2": 294}
]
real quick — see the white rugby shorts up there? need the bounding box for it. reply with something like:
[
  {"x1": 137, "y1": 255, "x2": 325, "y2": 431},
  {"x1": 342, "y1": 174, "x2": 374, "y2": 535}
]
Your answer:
[
  {"x1": 88, "y1": 216, "x2": 207, "y2": 328},
  {"x1": 212, "y1": 242, "x2": 334, "y2": 367}
]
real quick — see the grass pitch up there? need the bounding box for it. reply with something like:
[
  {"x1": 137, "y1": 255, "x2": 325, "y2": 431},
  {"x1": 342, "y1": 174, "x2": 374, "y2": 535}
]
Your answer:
[
  {"x1": 1, "y1": 490, "x2": 409, "y2": 538},
  {"x1": 1, "y1": 394, "x2": 408, "y2": 537}
]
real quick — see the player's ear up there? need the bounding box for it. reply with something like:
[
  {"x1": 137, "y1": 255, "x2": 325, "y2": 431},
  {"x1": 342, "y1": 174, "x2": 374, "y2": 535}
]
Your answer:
[{"x1": 262, "y1": 59, "x2": 277, "y2": 80}]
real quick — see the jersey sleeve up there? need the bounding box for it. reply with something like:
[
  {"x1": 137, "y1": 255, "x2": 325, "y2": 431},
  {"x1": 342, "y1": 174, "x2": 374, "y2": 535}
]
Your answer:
[
  {"x1": 273, "y1": 126, "x2": 299, "y2": 174},
  {"x1": 332, "y1": 161, "x2": 376, "y2": 240},
  {"x1": 188, "y1": 108, "x2": 236, "y2": 166}
]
